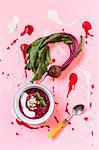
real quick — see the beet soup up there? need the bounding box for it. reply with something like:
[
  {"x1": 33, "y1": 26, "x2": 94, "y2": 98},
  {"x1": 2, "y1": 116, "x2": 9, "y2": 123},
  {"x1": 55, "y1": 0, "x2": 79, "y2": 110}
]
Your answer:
[{"x1": 19, "y1": 88, "x2": 50, "y2": 119}]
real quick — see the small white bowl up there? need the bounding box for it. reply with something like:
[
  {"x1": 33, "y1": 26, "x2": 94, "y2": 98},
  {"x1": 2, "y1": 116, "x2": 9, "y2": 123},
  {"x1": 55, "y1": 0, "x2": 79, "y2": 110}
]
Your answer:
[{"x1": 14, "y1": 83, "x2": 54, "y2": 125}]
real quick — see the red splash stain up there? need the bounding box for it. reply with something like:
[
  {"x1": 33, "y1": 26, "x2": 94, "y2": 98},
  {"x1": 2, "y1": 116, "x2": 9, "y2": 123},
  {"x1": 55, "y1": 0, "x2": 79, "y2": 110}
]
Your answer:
[
  {"x1": 85, "y1": 41, "x2": 88, "y2": 44},
  {"x1": 16, "y1": 132, "x2": 20, "y2": 136},
  {"x1": 21, "y1": 25, "x2": 34, "y2": 36},
  {"x1": 82, "y1": 21, "x2": 94, "y2": 38},
  {"x1": 11, "y1": 39, "x2": 18, "y2": 45},
  {"x1": 17, "y1": 83, "x2": 20, "y2": 87},
  {"x1": 40, "y1": 125, "x2": 44, "y2": 128},
  {"x1": 67, "y1": 73, "x2": 78, "y2": 98},
  {"x1": 16, "y1": 119, "x2": 39, "y2": 129},
  {"x1": 2, "y1": 72, "x2": 4, "y2": 74},
  {"x1": 46, "y1": 125, "x2": 50, "y2": 128},
  {"x1": 52, "y1": 58, "x2": 56, "y2": 63},
  {"x1": 7, "y1": 47, "x2": 10, "y2": 50},
  {"x1": 91, "y1": 84, "x2": 94, "y2": 89},
  {"x1": 54, "y1": 116, "x2": 59, "y2": 123},
  {"x1": 55, "y1": 102, "x2": 58, "y2": 105},
  {"x1": 20, "y1": 44, "x2": 29, "y2": 64},
  {"x1": 65, "y1": 102, "x2": 70, "y2": 115},
  {"x1": 84, "y1": 117, "x2": 89, "y2": 121},
  {"x1": 90, "y1": 92, "x2": 93, "y2": 95},
  {"x1": 68, "y1": 122, "x2": 71, "y2": 125},
  {"x1": 11, "y1": 122, "x2": 14, "y2": 125},
  {"x1": 90, "y1": 102, "x2": 92, "y2": 108},
  {"x1": 20, "y1": 44, "x2": 29, "y2": 78},
  {"x1": 24, "y1": 70, "x2": 27, "y2": 78},
  {"x1": 91, "y1": 131, "x2": 94, "y2": 136},
  {"x1": 52, "y1": 85, "x2": 55, "y2": 97}
]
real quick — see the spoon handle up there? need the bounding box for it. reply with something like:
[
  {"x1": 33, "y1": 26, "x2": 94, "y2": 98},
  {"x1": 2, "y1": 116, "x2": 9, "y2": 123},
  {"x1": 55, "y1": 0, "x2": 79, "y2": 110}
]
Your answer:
[{"x1": 48, "y1": 119, "x2": 68, "y2": 138}]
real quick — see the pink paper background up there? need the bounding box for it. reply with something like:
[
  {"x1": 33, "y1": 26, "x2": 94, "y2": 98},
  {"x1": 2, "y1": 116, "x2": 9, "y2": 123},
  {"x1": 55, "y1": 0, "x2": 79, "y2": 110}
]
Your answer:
[{"x1": 0, "y1": 0, "x2": 99, "y2": 150}]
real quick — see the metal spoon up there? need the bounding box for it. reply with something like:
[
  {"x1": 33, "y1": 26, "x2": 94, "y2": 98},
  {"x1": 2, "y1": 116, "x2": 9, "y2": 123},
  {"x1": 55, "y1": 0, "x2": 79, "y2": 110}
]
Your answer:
[{"x1": 48, "y1": 104, "x2": 84, "y2": 138}]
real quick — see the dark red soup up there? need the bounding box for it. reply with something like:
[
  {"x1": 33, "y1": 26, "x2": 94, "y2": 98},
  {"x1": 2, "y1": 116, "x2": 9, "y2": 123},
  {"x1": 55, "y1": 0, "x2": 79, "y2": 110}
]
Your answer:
[{"x1": 19, "y1": 88, "x2": 50, "y2": 119}]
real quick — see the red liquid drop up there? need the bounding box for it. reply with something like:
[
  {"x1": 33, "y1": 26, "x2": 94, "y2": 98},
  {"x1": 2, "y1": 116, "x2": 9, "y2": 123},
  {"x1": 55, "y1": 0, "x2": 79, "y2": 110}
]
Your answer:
[
  {"x1": 72, "y1": 128, "x2": 74, "y2": 131},
  {"x1": 52, "y1": 58, "x2": 56, "y2": 63},
  {"x1": 54, "y1": 115, "x2": 59, "y2": 123},
  {"x1": 90, "y1": 102, "x2": 92, "y2": 108},
  {"x1": 24, "y1": 70, "x2": 27, "y2": 78},
  {"x1": 7, "y1": 47, "x2": 10, "y2": 50},
  {"x1": 68, "y1": 122, "x2": 71, "y2": 125},
  {"x1": 91, "y1": 84, "x2": 94, "y2": 89},
  {"x1": 11, "y1": 122, "x2": 14, "y2": 125},
  {"x1": 84, "y1": 117, "x2": 89, "y2": 121},
  {"x1": 65, "y1": 102, "x2": 70, "y2": 115},
  {"x1": 85, "y1": 41, "x2": 88, "y2": 44},
  {"x1": 91, "y1": 131, "x2": 94, "y2": 136},
  {"x1": 11, "y1": 39, "x2": 18, "y2": 45},
  {"x1": 20, "y1": 44, "x2": 29, "y2": 64},
  {"x1": 46, "y1": 125, "x2": 50, "y2": 128},
  {"x1": 82, "y1": 21, "x2": 94, "y2": 38},
  {"x1": 16, "y1": 119, "x2": 39, "y2": 129},
  {"x1": 67, "y1": 73, "x2": 78, "y2": 98},
  {"x1": 55, "y1": 102, "x2": 58, "y2": 104},
  {"x1": 21, "y1": 25, "x2": 34, "y2": 36},
  {"x1": 16, "y1": 132, "x2": 20, "y2": 136},
  {"x1": 62, "y1": 28, "x2": 64, "y2": 32}
]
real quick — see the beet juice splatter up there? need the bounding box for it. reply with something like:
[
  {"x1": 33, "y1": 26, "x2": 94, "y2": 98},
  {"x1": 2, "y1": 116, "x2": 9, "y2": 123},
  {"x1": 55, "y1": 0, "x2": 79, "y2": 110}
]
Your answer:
[
  {"x1": 54, "y1": 115, "x2": 59, "y2": 123},
  {"x1": 20, "y1": 44, "x2": 29, "y2": 78},
  {"x1": 65, "y1": 102, "x2": 70, "y2": 115},
  {"x1": 11, "y1": 38, "x2": 18, "y2": 45},
  {"x1": 7, "y1": 39, "x2": 18, "y2": 50},
  {"x1": 91, "y1": 131, "x2": 94, "y2": 136},
  {"x1": 46, "y1": 125, "x2": 50, "y2": 128},
  {"x1": 16, "y1": 132, "x2": 20, "y2": 136},
  {"x1": 91, "y1": 84, "x2": 94, "y2": 89},
  {"x1": 68, "y1": 122, "x2": 71, "y2": 125},
  {"x1": 52, "y1": 85, "x2": 55, "y2": 97},
  {"x1": 16, "y1": 119, "x2": 39, "y2": 129},
  {"x1": 84, "y1": 117, "x2": 89, "y2": 121},
  {"x1": 90, "y1": 92, "x2": 93, "y2": 95},
  {"x1": 67, "y1": 73, "x2": 78, "y2": 98},
  {"x1": 21, "y1": 25, "x2": 34, "y2": 36},
  {"x1": 7, "y1": 47, "x2": 10, "y2": 50},
  {"x1": 90, "y1": 102, "x2": 92, "y2": 108},
  {"x1": 82, "y1": 21, "x2": 93, "y2": 38},
  {"x1": 20, "y1": 44, "x2": 29, "y2": 64},
  {"x1": 52, "y1": 58, "x2": 56, "y2": 63},
  {"x1": 11, "y1": 122, "x2": 14, "y2": 125}
]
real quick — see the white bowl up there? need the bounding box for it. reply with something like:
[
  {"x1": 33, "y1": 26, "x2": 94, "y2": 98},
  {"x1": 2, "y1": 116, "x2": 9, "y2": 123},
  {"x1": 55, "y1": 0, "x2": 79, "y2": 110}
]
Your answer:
[{"x1": 14, "y1": 83, "x2": 54, "y2": 125}]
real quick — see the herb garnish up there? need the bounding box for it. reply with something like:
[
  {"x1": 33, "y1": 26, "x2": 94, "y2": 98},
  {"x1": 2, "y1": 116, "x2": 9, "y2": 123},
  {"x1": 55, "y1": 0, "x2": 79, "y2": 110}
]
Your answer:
[{"x1": 36, "y1": 92, "x2": 46, "y2": 107}]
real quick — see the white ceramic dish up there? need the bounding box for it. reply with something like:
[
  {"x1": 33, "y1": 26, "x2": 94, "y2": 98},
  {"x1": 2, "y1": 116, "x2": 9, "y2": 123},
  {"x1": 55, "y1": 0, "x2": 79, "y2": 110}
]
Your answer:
[{"x1": 14, "y1": 83, "x2": 54, "y2": 125}]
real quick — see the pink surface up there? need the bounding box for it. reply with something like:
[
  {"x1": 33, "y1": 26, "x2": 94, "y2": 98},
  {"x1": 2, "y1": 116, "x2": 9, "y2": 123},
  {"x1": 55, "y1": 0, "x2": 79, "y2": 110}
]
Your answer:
[{"x1": 0, "y1": 0, "x2": 99, "y2": 150}]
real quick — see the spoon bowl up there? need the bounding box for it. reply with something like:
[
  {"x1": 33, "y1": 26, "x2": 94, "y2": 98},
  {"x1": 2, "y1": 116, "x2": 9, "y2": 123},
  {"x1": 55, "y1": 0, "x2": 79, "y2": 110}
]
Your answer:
[{"x1": 72, "y1": 104, "x2": 84, "y2": 116}]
